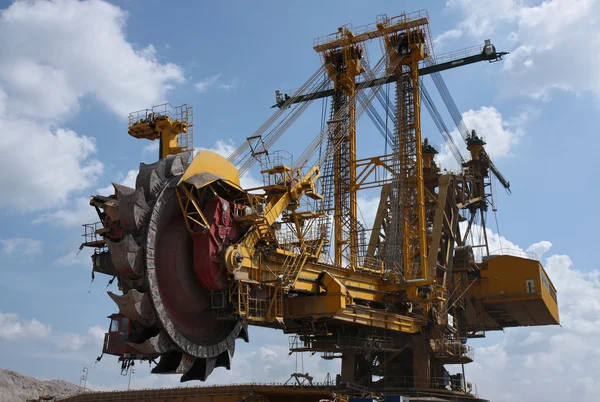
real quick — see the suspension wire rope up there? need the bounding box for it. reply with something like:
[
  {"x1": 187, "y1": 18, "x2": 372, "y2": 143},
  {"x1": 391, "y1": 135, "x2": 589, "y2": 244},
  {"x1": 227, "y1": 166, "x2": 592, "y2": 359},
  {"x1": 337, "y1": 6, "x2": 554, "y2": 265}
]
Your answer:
[
  {"x1": 228, "y1": 64, "x2": 326, "y2": 164},
  {"x1": 420, "y1": 81, "x2": 465, "y2": 166},
  {"x1": 293, "y1": 48, "x2": 406, "y2": 172},
  {"x1": 238, "y1": 78, "x2": 331, "y2": 176}
]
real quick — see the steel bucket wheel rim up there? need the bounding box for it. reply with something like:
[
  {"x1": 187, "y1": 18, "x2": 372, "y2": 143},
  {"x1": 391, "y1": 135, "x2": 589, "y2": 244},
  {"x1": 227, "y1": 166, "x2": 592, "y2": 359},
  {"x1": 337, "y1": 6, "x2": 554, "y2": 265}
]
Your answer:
[{"x1": 145, "y1": 176, "x2": 243, "y2": 359}]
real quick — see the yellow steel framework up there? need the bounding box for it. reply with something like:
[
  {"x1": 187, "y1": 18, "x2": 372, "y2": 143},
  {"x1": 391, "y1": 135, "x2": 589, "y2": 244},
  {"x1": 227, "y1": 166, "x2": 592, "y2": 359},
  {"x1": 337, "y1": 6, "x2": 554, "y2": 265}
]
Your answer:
[
  {"x1": 387, "y1": 30, "x2": 428, "y2": 282},
  {"x1": 316, "y1": 33, "x2": 363, "y2": 268},
  {"x1": 83, "y1": 9, "x2": 560, "y2": 398},
  {"x1": 313, "y1": 13, "x2": 432, "y2": 279},
  {"x1": 128, "y1": 103, "x2": 194, "y2": 159}
]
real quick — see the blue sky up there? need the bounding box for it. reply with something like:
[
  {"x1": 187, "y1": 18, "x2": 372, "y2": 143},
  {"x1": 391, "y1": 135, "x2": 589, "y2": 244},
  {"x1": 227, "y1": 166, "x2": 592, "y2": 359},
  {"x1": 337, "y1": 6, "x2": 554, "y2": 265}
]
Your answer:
[{"x1": 0, "y1": 0, "x2": 599, "y2": 400}]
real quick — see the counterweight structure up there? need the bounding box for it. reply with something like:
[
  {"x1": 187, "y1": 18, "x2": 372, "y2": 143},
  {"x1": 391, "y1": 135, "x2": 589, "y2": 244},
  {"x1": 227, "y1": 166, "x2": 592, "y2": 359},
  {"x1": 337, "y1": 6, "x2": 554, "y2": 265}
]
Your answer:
[{"x1": 81, "y1": 11, "x2": 559, "y2": 401}]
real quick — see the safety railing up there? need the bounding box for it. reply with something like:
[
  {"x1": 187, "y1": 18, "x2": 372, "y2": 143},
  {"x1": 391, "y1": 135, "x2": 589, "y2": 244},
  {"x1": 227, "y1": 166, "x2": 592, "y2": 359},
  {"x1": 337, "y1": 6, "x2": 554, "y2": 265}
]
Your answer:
[
  {"x1": 313, "y1": 10, "x2": 430, "y2": 50},
  {"x1": 430, "y1": 338, "x2": 474, "y2": 361},
  {"x1": 485, "y1": 248, "x2": 539, "y2": 261},
  {"x1": 82, "y1": 222, "x2": 103, "y2": 245},
  {"x1": 289, "y1": 333, "x2": 405, "y2": 353},
  {"x1": 128, "y1": 103, "x2": 192, "y2": 128},
  {"x1": 433, "y1": 44, "x2": 487, "y2": 66},
  {"x1": 127, "y1": 103, "x2": 194, "y2": 154},
  {"x1": 57, "y1": 382, "x2": 338, "y2": 401}
]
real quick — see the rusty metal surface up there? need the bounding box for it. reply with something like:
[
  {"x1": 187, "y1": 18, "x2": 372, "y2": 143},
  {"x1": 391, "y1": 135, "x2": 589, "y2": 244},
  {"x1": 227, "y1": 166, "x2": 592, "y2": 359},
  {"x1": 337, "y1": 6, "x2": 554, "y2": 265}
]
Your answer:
[{"x1": 57, "y1": 384, "x2": 490, "y2": 402}]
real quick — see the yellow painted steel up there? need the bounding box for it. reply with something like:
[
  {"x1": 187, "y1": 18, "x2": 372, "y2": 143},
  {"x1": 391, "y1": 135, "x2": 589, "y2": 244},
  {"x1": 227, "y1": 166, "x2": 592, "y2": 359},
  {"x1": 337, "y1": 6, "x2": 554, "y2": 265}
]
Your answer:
[
  {"x1": 313, "y1": 12, "x2": 429, "y2": 52},
  {"x1": 180, "y1": 150, "x2": 242, "y2": 190},
  {"x1": 332, "y1": 306, "x2": 422, "y2": 333},
  {"x1": 317, "y1": 33, "x2": 362, "y2": 268},
  {"x1": 129, "y1": 115, "x2": 187, "y2": 159},
  {"x1": 471, "y1": 255, "x2": 559, "y2": 327},
  {"x1": 384, "y1": 26, "x2": 429, "y2": 282},
  {"x1": 95, "y1": 11, "x2": 563, "y2": 396}
]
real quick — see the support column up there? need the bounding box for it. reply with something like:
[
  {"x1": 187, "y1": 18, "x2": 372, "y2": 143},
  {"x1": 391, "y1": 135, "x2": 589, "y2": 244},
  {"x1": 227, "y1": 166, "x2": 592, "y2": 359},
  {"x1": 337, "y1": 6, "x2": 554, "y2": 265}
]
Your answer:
[{"x1": 412, "y1": 335, "x2": 431, "y2": 389}]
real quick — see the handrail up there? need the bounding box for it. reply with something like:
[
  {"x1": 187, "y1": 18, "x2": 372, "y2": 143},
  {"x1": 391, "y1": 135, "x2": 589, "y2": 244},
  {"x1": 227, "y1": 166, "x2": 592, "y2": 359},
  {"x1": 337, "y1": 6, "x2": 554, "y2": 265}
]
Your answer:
[{"x1": 484, "y1": 248, "x2": 539, "y2": 261}]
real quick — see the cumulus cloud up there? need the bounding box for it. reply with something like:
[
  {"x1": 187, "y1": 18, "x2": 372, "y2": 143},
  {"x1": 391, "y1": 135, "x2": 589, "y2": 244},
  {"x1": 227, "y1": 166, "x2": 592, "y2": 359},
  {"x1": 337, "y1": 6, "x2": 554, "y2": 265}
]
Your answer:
[
  {"x1": 433, "y1": 28, "x2": 462, "y2": 48},
  {"x1": 142, "y1": 141, "x2": 160, "y2": 156},
  {"x1": 443, "y1": 0, "x2": 600, "y2": 99},
  {"x1": 436, "y1": 106, "x2": 524, "y2": 170},
  {"x1": 202, "y1": 139, "x2": 237, "y2": 158},
  {"x1": 195, "y1": 74, "x2": 238, "y2": 93},
  {"x1": 526, "y1": 240, "x2": 553, "y2": 260},
  {"x1": 465, "y1": 252, "x2": 600, "y2": 402},
  {"x1": 0, "y1": 0, "x2": 183, "y2": 213},
  {"x1": 0, "y1": 0, "x2": 184, "y2": 119},
  {"x1": 0, "y1": 124, "x2": 103, "y2": 212},
  {"x1": 0, "y1": 237, "x2": 42, "y2": 255},
  {"x1": 96, "y1": 169, "x2": 139, "y2": 196},
  {"x1": 55, "y1": 326, "x2": 105, "y2": 352},
  {"x1": 0, "y1": 312, "x2": 52, "y2": 340},
  {"x1": 33, "y1": 196, "x2": 98, "y2": 227}
]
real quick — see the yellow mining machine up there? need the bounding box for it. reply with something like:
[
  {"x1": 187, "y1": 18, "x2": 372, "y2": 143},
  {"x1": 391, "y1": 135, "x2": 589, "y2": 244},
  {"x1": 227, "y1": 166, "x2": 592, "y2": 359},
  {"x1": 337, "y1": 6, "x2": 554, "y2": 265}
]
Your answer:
[{"x1": 81, "y1": 10, "x2": 559, "y2": 401}]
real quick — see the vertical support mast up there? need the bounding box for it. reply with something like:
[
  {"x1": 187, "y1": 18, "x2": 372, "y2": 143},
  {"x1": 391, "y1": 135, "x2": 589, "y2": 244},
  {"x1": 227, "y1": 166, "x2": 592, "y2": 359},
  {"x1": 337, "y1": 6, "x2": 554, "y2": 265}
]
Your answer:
[
  {"x1": 383, "y1": 15, "x2": 429, "y2": 281},
  {"x1": 128, "y1": 104, "x2": 194, "y2": 160},
  {"x1": 317, "y1": 30, "x2": 363, "y2": 268}
]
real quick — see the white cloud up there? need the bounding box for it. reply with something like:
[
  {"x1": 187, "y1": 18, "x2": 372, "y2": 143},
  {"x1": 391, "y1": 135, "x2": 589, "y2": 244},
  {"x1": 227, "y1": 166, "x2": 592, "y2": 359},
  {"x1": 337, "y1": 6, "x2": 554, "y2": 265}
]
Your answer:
[
  {"x1": 0, "y1": 0, "x2": 184, "y2": 120},
  {"x1": 195, "y1": 74, "x2": 238, "y2": 93},
  {"x1": 203, "y1": 139, "x2": 237, "y2": 158},
  {"x1": 0, "y1": 312, "x2": 51, "y2": 340},
  {"x1": 445, "y1": 0, "x2": 517, "y2": 37},
  {"x1": 0, "y1": 124, "x2": 103, "y2": 212},
  {"x1": 456, "y1": 233, "x2": 600, "y2": 402},
  {"x1": 520, "y1": 331, "x2": 544, "y2": 346},
  {"x1": 433, "y1": 28, "x2": 462, "y2": 48},
  {"x1": 526, "y1": 240, "x2": 553, "y2": 260},
  {"x1": 195, "y1": 74, "x2": 222, "y2": 93},
  {"x1": 0, "y1": 237, "x2": 42, "y2": 255},
  {"x1": 54, "y1": 249, "x2": 85, "y2": 266},
  {"x1": 54, "y1": 332, "x2": 86, "y2": 351},
  {"x1": 444, "y1": 0, "x2": 600, "y2": 100},
  {"x1": 33, "y1": 196, "x2": 97, "y2": 227},
  {"x1": 55, "y1": 326, "x2": 105, "y2": 352},
  {"x1": 357, "y1": 194, "x2": 380, "y2": 229},
  {"x1": 96, "y1": 169, "x2": 138, "y2": 196},
  {"x1": 218, "y1": 78, "x2": 239, "y2": 92},
  {"x1": 0, "y1": 0, "x2": 184, "y2": 213},
  {"x1": 437, "y1": 106, "x2": 524, "y2": 170},
  {"x1": 200, "y1": 140, "x2": 262, "y2": 189},
  {"x1": 458, "y1": 221, "x2": 526, "y2": 261},
  {"x1": 142, "y1": 141, "x2": 159, "y2": 156}
]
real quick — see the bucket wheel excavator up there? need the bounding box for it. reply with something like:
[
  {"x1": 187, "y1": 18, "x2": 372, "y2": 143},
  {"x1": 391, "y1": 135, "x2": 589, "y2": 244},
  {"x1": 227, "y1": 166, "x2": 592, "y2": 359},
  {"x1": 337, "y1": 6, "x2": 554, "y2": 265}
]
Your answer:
[{"x1": 81, "y1": 11, "x2": 559, "y2": 399}]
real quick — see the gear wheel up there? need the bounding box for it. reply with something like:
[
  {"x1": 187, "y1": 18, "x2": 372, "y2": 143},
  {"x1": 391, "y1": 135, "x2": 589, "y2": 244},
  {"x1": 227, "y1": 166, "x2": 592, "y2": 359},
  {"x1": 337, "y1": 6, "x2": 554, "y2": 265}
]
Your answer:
[{"x1": 96, "y1": 152, "x2": 248, "y2": 382}]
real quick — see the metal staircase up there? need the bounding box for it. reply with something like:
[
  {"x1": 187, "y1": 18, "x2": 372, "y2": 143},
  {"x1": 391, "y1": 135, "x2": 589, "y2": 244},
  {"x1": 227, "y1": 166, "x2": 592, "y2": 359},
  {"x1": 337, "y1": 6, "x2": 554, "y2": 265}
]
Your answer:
[{"x1": 281, "y1": 239, "x2": 323, "y2": 285}]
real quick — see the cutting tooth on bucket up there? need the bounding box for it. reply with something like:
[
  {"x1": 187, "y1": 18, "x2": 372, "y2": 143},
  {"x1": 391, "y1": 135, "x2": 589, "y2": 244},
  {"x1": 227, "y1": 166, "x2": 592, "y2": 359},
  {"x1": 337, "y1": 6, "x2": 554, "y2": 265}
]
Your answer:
[
  {"x1": 164, "y1": 154, "x2": 185, "y2": 177},
  {"x1": 215, "y1": 346, "x2": 233, "y2": 370},
  {"x1": 128, "y1": 331, "x2": 176, "y2": 355},
  {"x1": 119, "y1": 277, "x2": 145, "y2": 294},
  {"x1": 106, "y1": 235, "x2": 143, "y2": 279},
  {"x1": 108, "y1": 289, "x2": 156, "y2": 327},
  {"x1": 113, "y1": 184, "x2": 149, "y2": 235},
  {"x1": 177, "y1": 354, "x2": 196, "y2": 375},
  {"x1": 151, "y1": 352, "x2": 182, "y2": 374},
  {"x1": 181, "y1": 357, "x2": 217, "y2": 382},
  {"x1": 137, "y1": 160, "x2": 167, "y2": 199},
  {"x1": 94, "y1": 151, "x2": 248, "y2": 383},
  {"x1": 237, "y1": 323, "x2": 250, "y2": 343}
]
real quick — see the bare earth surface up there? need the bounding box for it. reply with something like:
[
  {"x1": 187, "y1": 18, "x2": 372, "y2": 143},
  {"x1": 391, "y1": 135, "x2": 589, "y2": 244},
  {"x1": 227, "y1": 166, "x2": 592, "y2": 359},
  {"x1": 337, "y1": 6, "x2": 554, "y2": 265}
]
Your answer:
[{"x1": 0, "y1": 369, "x2": 81, "y2": 401}]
